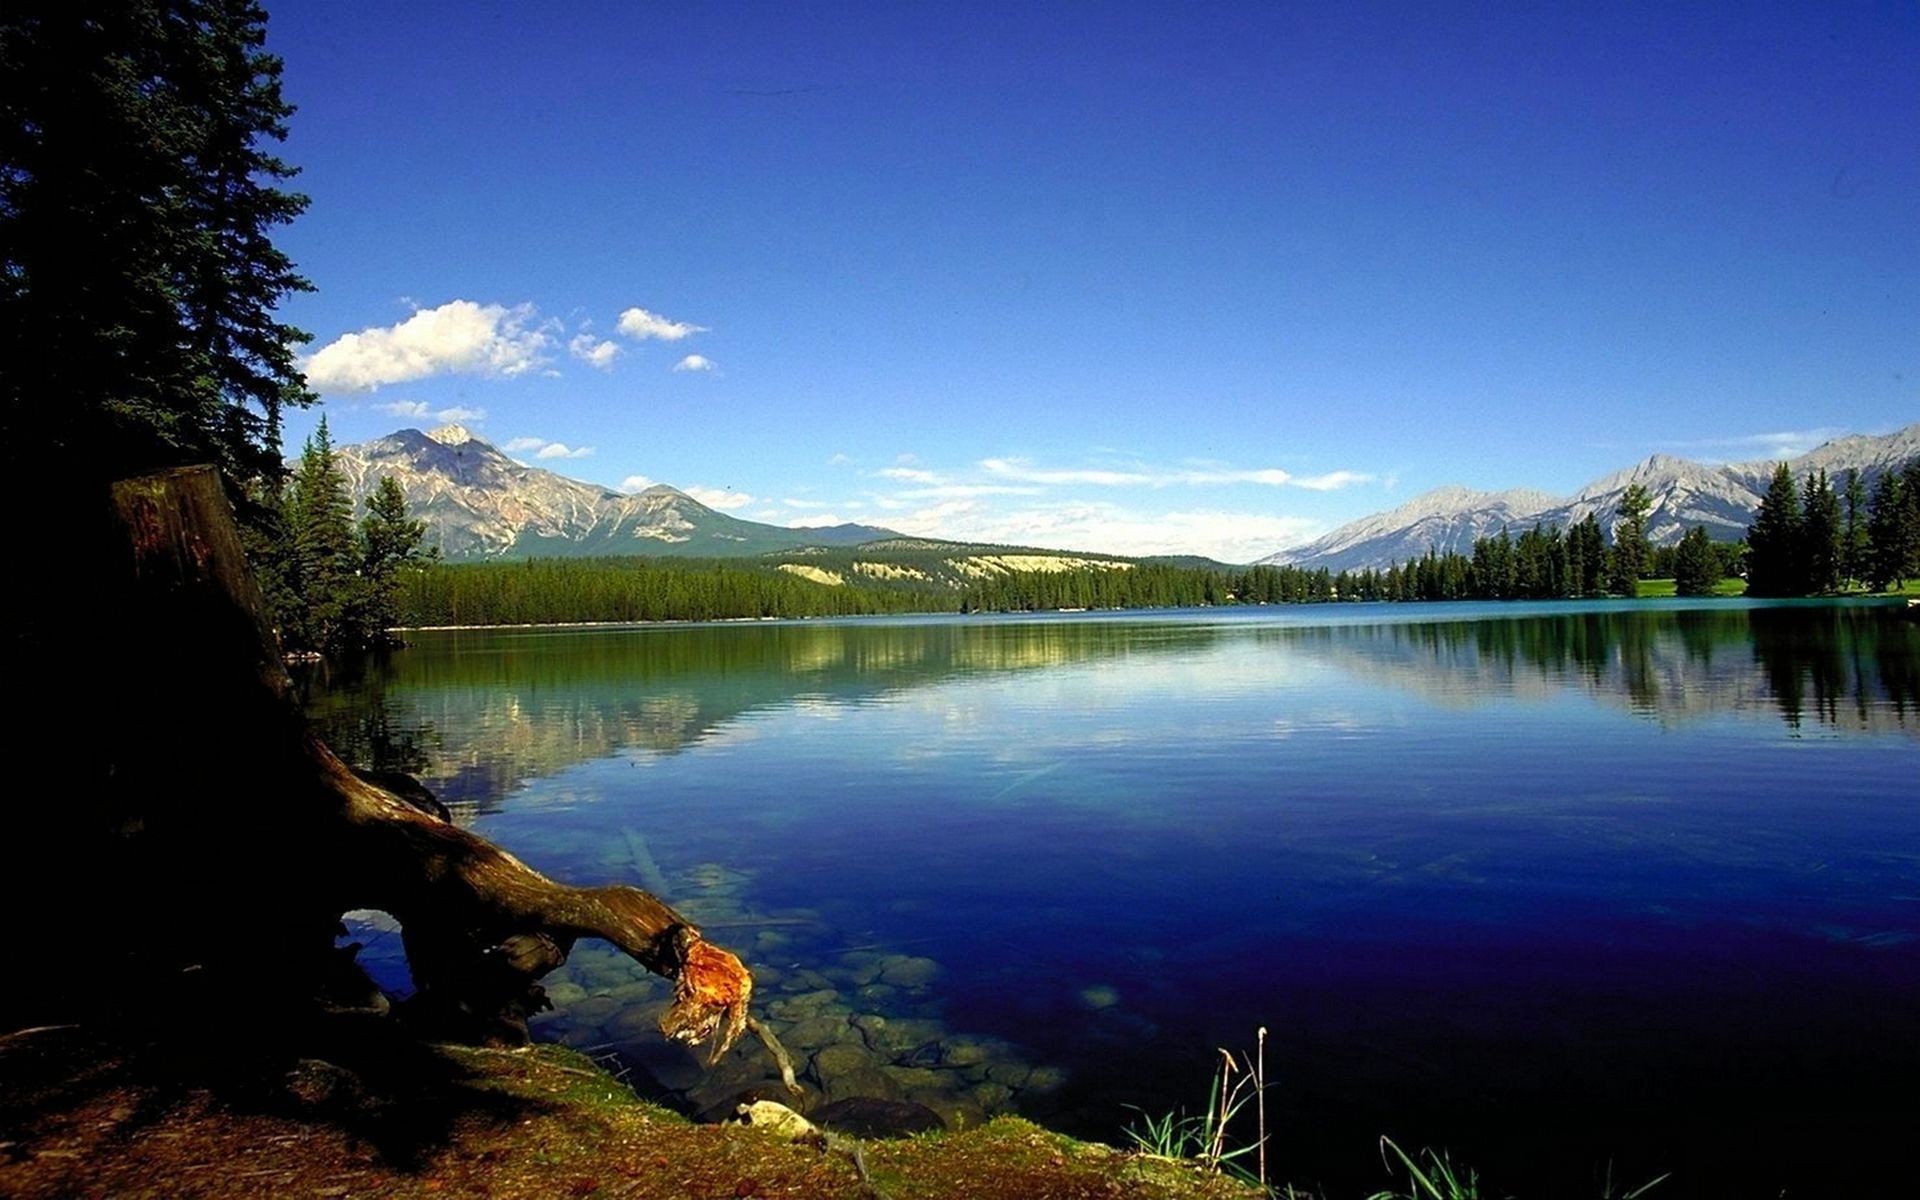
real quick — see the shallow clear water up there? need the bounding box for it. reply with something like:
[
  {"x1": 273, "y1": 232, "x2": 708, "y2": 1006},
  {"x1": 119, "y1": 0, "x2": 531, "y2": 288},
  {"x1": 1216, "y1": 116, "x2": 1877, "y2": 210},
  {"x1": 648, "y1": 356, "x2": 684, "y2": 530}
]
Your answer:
[{"x1": 302, "y1": 600, "x2": 1920, "y2": 1196}]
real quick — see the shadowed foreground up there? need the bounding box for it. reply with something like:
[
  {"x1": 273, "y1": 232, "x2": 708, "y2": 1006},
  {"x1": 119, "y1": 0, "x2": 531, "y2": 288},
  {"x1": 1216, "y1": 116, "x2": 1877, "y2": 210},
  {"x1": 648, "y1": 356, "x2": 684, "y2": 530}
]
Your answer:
[{"x1": 0, "y1": 1024, "x2": 1260, "y2": 1200}]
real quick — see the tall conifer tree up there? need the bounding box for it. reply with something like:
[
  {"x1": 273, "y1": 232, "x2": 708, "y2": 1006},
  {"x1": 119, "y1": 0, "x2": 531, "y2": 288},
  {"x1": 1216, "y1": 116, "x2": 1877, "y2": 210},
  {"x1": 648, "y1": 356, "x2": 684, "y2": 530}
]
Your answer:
[
  {"x1": 0, "y1": 0, "x2": 312, "y2": 491},
  {"x1": 1746, "y1": 463, "x2": 1804, "y2": 597}
]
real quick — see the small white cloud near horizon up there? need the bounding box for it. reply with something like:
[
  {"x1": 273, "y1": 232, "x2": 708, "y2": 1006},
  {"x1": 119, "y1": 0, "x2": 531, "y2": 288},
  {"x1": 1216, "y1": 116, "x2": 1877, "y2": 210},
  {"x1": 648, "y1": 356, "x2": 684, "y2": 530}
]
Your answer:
[
  {"x1": 672, "y1": 354, "x2": 717, "y2": 372},
  {"x1": 788, "y1": 513, "x2": 850, "y2": 528},
  {"x1": 1652, "y1": 428, "x2": 1848, "y2": 462},
  {"x1": 569, "y1": 333, "x2": 621, "y2": 370},
  {"x1": 536, "y1": 442, "x2": 593, "y2": 460},
  {"x1": 684, "y1": 485, "x2": 753, "y2": 511},
  {"x1": 304, "y1": 299, "x2": 553, "y2": 393},
  {"x1": 503, "y1": 436, "x2": 547, "y2": 453},
  {"x1": 978, "y1": 457, "x2": 1368, "y2": 490},
  {"x1": 619, "y1": 474, "x2": 657, "y2": 493},
  {"x1": 890, "y1": 500, "x2": 1325, "y2": 563},
  {"x1": 877, "y1": 466, "x2": 940, "y2": 484},
  {"x1": 618, "y1": 306, "x2": 708, "y2": 342}
]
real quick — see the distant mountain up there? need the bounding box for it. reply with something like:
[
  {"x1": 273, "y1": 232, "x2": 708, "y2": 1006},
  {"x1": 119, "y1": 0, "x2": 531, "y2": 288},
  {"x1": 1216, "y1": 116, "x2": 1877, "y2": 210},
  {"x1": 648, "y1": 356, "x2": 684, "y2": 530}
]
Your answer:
[
  {"x1": 1260, "y1": 423, "x2": 1920, "y2": 572},
  {"x1": 328, "y1": 425, "x2": 899, "y2": 559}
]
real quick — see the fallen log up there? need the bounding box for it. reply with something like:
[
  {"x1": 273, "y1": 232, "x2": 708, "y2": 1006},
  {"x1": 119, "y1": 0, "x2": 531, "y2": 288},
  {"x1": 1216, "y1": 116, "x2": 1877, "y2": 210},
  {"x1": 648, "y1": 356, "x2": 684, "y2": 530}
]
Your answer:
[{"x1": 74, "y1": 465, "x2": 751, "y2": 1056}]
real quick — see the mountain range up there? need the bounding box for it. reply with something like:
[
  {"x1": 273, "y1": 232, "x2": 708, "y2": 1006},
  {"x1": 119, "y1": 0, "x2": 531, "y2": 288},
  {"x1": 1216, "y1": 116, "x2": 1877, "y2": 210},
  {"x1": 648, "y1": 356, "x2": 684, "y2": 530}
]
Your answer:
[
  {"x1": 1259, "y1": 423, "x2": 1920, "y2": 572},
  {"x1": 330, "y1": 425, "x2": 898, "y2": 559},
  {"x1": 329, "y1": 421, "x2": 1920, "y2": 570}
]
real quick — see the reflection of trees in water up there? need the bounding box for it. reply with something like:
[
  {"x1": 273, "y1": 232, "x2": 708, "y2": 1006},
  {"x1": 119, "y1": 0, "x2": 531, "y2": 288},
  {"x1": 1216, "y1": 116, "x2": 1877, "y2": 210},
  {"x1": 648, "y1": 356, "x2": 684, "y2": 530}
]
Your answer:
[
  {"x1": 293, "y1": 652, "x2": 440, "y2": 778},
  {"x1": 300, "y1": 619, "x2": 1224, "y2": 815},
  {"x1": 300, "y1": 607, "x2": 1920, "y2": 817},
  {"x1": 1748, "y1": 606, "x2": 1920, "y2": 731},
  {"x1": 1285, "y1": 605, "x2": 1919, "y2": 735}
]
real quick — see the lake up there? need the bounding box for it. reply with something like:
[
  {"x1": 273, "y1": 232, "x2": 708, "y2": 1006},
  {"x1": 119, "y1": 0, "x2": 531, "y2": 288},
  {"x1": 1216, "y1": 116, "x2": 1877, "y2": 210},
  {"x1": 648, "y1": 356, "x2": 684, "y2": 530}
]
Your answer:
[{"x1": 300, "y1": 600, "x2": 1920, "y2": 1197}]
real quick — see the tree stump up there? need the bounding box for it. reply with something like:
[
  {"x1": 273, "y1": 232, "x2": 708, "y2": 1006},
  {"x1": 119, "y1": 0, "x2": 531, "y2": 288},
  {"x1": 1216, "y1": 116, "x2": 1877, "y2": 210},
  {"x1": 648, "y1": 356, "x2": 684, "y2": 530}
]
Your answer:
[{"x1": 8, "y1": 466, "x2": 751, "y2": 1057}]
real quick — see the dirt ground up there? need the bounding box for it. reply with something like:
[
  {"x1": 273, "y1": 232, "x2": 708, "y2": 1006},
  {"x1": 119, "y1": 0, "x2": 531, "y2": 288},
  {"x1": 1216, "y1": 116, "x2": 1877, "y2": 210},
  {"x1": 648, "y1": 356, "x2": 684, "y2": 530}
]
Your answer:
[{"x1": 0, "y1": 1023, "x2": 1262, "y2": 1200}]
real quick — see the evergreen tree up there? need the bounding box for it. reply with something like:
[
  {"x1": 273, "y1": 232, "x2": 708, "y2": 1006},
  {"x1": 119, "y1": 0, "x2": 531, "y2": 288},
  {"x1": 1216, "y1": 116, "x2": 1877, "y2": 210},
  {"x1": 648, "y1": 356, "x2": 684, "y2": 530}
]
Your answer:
[
  {"x1": 1801, "y1": 468, "x2": 1842, "y2": 594},
  {"x1": 1606, "y1": 483, "x2": 1652, "y2": 597},
  {"x1": 1746, "y1": 463, "x2": 1804, "y2": 597},
  {"x1": 1842, "y1": 469, "x2": 1870, "y2": 586},
  {"x1": 1672, "y1": 526, "x2": 1721, "y2": 596},
  {"x1": 0, "y1": 0, "x2": 313, "y2": 492},
  {"x1": 1865, "y1": 469, "x2": 1904, "y2": 591},
  {"x1": 1567, "y1": 513, "x2": 1606, "y2": 597},
  {"x1": 284, "y1": 416, "x2": 359, "y2": 652},
  {"x1": 358, "y1": 475, "x2": 433, "y2": 642}
]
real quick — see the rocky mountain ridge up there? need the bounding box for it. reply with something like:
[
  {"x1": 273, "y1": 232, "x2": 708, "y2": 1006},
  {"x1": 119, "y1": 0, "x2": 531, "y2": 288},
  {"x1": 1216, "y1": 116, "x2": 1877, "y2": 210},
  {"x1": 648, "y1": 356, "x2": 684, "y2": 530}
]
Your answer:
[
  {"x1": 1261, "y1": 422, "x2": 1920, "y2": 572},
  {"x1": 328, "y1": 425, "x2": 897, "y2": 559}
]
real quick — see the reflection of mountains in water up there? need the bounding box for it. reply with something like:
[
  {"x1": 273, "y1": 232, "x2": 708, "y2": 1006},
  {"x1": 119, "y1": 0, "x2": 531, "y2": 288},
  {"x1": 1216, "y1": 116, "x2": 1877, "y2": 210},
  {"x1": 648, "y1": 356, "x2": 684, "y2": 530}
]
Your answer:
[
  {"x1": 299, "y1": 619, "x2": 1223, "y2": 815},
  {"x1": 1274, "y1": 603, "x2": 1920, "y2": 735},
  {"x1": 300, "y1": 606, "x2": 1920, "y2": 817}
]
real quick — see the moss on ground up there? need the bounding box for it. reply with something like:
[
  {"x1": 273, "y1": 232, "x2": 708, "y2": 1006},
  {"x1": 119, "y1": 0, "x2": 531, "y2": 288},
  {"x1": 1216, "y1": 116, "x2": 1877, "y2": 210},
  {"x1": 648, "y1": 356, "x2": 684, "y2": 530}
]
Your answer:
[{"x1": 0, "y1": 1029, "x2": 1259, "y2": 1200}]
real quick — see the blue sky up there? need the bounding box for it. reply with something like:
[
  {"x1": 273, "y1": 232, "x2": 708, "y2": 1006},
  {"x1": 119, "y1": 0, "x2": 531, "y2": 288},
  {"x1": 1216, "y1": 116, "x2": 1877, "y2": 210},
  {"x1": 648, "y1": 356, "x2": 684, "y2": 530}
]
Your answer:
[{"x1": 268, "y1": 1, "x2": 1917, "y2": 561}]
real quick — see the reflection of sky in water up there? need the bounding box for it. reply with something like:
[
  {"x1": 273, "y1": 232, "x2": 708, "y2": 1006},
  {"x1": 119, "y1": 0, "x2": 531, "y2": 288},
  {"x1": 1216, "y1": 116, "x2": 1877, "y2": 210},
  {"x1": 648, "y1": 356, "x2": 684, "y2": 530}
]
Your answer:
[{"x1": 309, "y1": 603, "x2": 1920, "y2": 1195}]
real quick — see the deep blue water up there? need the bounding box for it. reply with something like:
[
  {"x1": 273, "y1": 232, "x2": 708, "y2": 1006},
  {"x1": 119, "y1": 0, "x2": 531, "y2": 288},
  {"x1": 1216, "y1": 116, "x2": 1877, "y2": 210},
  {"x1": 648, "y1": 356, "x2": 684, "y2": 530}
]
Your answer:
[{"x1": 303, "y1": 600, "x2": 1920, "y2": 1197}]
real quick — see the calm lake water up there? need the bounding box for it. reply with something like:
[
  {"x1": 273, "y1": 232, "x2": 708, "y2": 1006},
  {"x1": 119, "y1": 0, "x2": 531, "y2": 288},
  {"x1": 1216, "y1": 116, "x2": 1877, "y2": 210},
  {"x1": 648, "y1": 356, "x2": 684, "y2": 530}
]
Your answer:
[{"x1": 301, "y1": 600, "x2": 1920, "y2": 1197}]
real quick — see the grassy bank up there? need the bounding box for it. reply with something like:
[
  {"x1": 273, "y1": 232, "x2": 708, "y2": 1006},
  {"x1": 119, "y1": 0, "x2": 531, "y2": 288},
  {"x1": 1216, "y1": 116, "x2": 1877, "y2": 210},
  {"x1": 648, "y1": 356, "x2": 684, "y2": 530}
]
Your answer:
[{"x1": 0, "y1": 1027, "x2": 1260, "y2": 1200}]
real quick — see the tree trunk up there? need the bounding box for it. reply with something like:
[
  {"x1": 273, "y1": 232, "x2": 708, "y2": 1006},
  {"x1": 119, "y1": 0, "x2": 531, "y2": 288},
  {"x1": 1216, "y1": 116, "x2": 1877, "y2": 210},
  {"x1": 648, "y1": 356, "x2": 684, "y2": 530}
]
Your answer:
[{"x1": 14, "y1": 466, "x2": 751, "y2": 1056}]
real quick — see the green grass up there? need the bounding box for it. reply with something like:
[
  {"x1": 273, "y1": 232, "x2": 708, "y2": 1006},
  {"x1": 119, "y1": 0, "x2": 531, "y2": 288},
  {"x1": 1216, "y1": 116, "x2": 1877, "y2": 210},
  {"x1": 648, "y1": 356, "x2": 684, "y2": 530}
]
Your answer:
[
  {"x1": 1635, "y1": 577, "x2": 1748, "y2": 598},
  {"x1": 1363, "y1": 1138, "x2": 1668, "y2": 1200}
]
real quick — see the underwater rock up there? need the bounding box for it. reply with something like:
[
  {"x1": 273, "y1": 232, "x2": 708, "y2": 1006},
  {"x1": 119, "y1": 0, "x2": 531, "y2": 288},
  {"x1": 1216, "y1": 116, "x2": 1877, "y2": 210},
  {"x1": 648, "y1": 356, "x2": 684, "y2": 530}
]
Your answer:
[
  {"x1": 782, "y1": 968, "x2": 836, "y2": 993},
  {"x1": 782, "y1": 1016, "x2": 856, "y2": 1050},
  {"x1": 853, "y1": 1016, "x2": 946, "y2": 1058},
  {"x1": 768, "y1": 989, "x2": 844, "y2": 1023},
  {"x1": 1079, "y1": 984, "x2": 1121, "y2": 1010},
  {"x1": 543, "y1": 979, "x2": 588, "y2": 1006},
  {"x1": 911, "y1": 1092, "x2": 990, "y2": 1132},
  {"x1": 809, "y1": 1043, "x2": 873, "y2": 1088},
  {"x1": 985, "y1": 1060, "x2": 1033, "y2": 1089},
  {"x1": 751, "y1": 963, "x2": 786, "y2": 988},
  {"x1": 567, "y1": 996, "x2": 620, "y2": 1025},
  {"x1": 881, "y1": 1065, "x2": 947, "y2": 1093},
  {"x1": 1024, "y1": 1065, "x2": 1068, "y2": 1093},
  {"x1": 969, "y1": 1080, "x2": 1014, "y2": 1110},
  {"x1": 877, "y1": 955, "x2": 941, "y2": 988},
  {"x1": 813, "y1": 1097, "x2": 944, "y2": 1138},
  {"x1": 938, "y1": 1037, "x2": 991, "y2": 1068}
]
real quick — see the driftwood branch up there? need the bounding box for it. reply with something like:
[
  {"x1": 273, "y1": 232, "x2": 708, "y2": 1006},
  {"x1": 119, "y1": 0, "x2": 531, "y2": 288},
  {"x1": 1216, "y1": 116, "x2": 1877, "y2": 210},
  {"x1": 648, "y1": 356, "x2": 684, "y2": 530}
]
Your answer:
[{"x1": 97, "y1": 466, "x2": 752, "y2": 1056}]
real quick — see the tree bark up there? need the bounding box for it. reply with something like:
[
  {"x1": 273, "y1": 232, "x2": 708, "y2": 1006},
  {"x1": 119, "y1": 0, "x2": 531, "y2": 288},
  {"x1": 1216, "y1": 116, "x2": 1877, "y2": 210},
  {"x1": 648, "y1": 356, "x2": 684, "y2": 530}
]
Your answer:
[{"x1": 37, "y1": 466, "x2": 751, "y2": 1055}]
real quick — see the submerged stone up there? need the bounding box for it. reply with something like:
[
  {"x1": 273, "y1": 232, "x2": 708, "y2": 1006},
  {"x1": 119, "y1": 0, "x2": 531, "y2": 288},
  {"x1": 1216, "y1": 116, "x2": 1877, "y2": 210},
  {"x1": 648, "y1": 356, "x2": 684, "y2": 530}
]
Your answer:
[
  {"x1": 813, "y1": 1097, "x2": 944, "y2": 1139},
  {"x1": 1079, "y1": 984, "x2": 1121, "y2": 1010},
  {"x1": 877, "y1": 955, "x2": 942, "y2": 988}
]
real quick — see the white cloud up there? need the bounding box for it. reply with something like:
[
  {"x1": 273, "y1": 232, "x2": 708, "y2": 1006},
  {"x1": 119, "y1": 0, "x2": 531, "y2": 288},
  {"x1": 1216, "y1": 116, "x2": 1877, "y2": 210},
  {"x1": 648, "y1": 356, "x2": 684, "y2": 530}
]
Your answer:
[
  {"x1": 617, "y1": 306, "x2": 708, "y2": 342},
  {"x1": 672, "y1": 354, "x2": 717, "y2": 372},
  {"x1": 897, "y1": 484, "x2": 1045, "y2": 499},
  {"x1": 977, "y1": 457, "x2": 1373, "y2": 490},
  {"x1": 827, "y1": 453, "x2": 853, "y2": 467},
  {"x1": 504, "y1": 437, "x2": 547, "y2": 453},
  {"x1": 1650, "y1": 428, "x2": 1847, "y2": 462},
  {"x1": 685, "y1": 485, "x2": 754, "y2": 511},
  {"x1": 782, "y1": 497, "x2": 833, "y2": 509},
  {"x1": 789, "y1": 514, "x2": 850, "y2": 528},
  {"x1": 888, "y1": 499, "x2": 1325, "y2": 563},
  {"x1": 304, "y1": 299, "x2": 553, "y2": 392},
  {"x1": 877, "y1": 466, "x2": 940, "y2": 483},
  {"x1": 536, "y1": 442, "x2": 593, "y2": 460},
  {"x1": 374, "y1": 400, "x2": 487, "y2": 423},
  {"x1": 1290, "y1": 470, "x2": 1373, "y2": 491},
  {"x1": 619, "y1": 475, "x2": 657, "y2": 493},
  {"x1": 569, "y1": 333, "x2": 621, "y2": 370}
]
